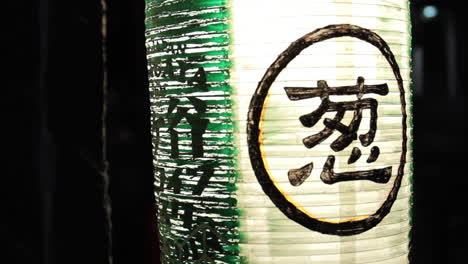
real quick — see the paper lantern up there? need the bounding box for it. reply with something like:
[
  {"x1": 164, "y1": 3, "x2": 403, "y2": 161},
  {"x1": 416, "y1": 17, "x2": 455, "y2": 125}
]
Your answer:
[{"x1": 145, "y1": 0, "x2": 413, "y2": 263}]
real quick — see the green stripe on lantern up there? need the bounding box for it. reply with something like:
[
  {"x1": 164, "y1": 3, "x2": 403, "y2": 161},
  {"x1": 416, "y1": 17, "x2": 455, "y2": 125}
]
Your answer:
[{"x1": 145, "y1": 0, "x2": 239, "y2": 263}]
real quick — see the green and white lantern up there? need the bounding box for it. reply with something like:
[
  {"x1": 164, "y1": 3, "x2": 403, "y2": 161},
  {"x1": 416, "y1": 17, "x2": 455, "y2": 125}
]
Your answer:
[{"x1": 145, "y1": 0, "x2": 413, "y2": 263}]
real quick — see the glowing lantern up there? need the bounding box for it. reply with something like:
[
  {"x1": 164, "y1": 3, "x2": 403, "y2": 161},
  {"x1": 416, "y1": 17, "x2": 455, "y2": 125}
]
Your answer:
[{"x1": 145, "y1": 0, "x2": 413, "y2": 263}]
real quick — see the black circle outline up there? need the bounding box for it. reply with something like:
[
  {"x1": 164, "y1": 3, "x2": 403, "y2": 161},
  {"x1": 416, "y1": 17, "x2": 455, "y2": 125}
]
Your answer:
[{"x1": 247, "y1": 24, "x2": 408, "y2": 236}]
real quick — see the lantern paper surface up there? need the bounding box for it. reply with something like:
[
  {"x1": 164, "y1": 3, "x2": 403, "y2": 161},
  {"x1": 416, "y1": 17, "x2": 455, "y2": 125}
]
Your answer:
[{"x1": 145, "y1": 0, "x2": 413, "y2": 263}]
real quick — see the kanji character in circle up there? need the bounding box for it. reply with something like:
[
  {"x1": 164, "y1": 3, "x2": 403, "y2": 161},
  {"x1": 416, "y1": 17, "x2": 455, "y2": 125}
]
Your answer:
[{"x1": 247, "y1": 24, "x2": 409, "y2": 236}]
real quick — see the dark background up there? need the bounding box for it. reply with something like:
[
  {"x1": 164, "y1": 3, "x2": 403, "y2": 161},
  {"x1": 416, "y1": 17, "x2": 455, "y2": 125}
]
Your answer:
[{"x1": 5, "y1": 0, "x2": 466, "y2": 263}]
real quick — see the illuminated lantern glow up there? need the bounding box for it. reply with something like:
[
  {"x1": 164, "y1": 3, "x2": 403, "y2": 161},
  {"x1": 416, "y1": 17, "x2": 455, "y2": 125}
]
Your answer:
[{"x1": 146, "y1": 0, "x2": 413, "y2": 263}]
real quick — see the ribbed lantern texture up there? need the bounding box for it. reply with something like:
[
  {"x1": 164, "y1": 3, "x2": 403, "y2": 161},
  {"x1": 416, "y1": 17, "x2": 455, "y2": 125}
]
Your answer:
[{"x1": 145, "y1": 0, "x2": 413, "y2": 263}]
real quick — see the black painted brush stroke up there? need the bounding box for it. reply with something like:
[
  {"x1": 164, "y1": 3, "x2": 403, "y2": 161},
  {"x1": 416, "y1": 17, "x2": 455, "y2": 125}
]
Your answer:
[
  {"x1": 348, "y1": 147, "x2": 362, "y2": 164},
  {"x1": 367, "y1": 146, "x2": 381, "y2": 163},
  {"x1": 320, "y1": 155, "x2": 392, "y2": 184},
  {"x1": 295, "y1": 85, "x2": 381, "y2": 150},
  {"x1": 288, "y1": 162, "x2": 314, "y2": 186},
  {"x1": 302, "y1": 108, "x2": 345, "y2": 149},
  {"x1": 284, "y1": 84, "x2": 388, "y2": 100}
]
